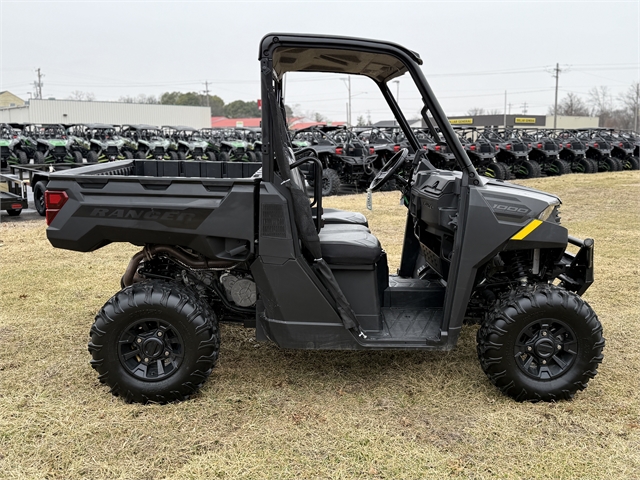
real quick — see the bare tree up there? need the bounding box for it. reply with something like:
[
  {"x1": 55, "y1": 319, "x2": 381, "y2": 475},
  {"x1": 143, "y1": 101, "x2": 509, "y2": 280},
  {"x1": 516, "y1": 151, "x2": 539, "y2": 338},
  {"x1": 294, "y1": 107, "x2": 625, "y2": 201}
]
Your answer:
[
  {"x1": 548, "y1": 93, "x2": 590, "y2": 116},
  {"x1": 467, "y1": 107, "x2": 485, "y2": 116},
  {"x1": 618, "y1": 82, "x2": 640, "y2": 131},
  {"x1": 68, "y1": 91, "x2": 96, "y2": 101}
]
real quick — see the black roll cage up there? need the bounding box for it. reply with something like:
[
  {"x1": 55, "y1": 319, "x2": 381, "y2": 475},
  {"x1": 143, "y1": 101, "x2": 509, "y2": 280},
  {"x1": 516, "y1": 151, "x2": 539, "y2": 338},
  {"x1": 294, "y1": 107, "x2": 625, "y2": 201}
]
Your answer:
[{"x1": 258, "y1": 33, "x2": 480, "y2": 187}]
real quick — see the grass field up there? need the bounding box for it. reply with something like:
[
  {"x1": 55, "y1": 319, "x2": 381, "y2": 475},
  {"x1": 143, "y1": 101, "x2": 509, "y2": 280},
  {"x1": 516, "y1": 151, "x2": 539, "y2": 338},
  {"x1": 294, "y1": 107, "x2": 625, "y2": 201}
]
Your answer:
[{"x1": 1, "y1": 172, "x2": 639, "y2": 479}]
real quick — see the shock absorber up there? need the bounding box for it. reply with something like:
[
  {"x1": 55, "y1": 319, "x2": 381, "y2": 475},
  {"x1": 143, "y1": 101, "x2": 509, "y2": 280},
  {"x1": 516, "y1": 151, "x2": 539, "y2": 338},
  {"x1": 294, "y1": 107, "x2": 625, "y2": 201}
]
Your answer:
[{"x1": 505, "y1": 251, "x2": 530, "y2": 286}]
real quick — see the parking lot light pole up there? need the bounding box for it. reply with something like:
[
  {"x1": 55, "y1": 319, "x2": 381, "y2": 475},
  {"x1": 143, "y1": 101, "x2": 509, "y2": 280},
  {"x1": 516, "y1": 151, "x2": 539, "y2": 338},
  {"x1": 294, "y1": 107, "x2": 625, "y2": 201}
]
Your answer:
[{"x1": 341, "y1": 76, "x2": 352, "y2": 127}]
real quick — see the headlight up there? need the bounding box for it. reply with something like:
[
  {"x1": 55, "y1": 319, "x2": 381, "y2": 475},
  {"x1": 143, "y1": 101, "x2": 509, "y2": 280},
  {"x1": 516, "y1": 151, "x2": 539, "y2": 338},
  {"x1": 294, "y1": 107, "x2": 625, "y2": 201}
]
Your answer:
[{"x1": 538, "y1": 201, "x2": 560, "y2": 221}]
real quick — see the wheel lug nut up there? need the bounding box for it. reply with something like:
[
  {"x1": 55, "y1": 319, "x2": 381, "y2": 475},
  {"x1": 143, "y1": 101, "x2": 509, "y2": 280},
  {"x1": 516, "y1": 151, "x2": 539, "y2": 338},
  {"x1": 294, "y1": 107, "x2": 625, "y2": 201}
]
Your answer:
[
  {"x1": 144, "y1": 358, "x2": 149, "y2": 363},
  {"x1": 542, "y1": 331, "x2": 547, "y2": 336},
  {"x1": 137, "y1": 338, "x2": 142, "y2": 344},
  {"x1": 527, "y1": 346, "x2": 532, "y2": 351},
  {"x1": 157, "y1": 331, "x2": 163, "y2": 337},
  {"x1": 165, "y1": 351, "x2": 170, "y2": 356},
  {"x1": 542, "y1": 360, "x2": 547, "y2": 364},
  {"x1": 557, "y1": 345, "x2": 562, "y2": 350}
]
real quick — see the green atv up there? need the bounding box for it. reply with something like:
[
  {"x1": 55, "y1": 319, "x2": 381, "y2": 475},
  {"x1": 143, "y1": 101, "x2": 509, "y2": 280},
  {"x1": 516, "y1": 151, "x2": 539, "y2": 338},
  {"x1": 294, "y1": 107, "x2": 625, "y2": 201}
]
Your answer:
[
  {"x1": 162, "y1": 125, "x2": 210, "y2": 161},
  {"x1": 0, "y1": 123, "x2": 36, "y2": 167},
  {"x1": 219, "y1": 127, "x2": 262, "y2": 162},
  {"x1": 121, "y1": 124, "x2": 176, "y2": 160},
  {"x1": 83, "y1": 124, "x2": 132, "y2": 162},
  {"x1": 32, "y1": 124, "x2": 83, "y2": 164}
]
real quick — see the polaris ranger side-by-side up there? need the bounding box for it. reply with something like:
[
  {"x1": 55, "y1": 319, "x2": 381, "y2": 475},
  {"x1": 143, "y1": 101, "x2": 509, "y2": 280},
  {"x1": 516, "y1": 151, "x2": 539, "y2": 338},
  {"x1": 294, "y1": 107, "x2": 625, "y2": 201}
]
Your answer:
[{"x1": 45, "y1": 34, "x2": 603, "y2": 404}]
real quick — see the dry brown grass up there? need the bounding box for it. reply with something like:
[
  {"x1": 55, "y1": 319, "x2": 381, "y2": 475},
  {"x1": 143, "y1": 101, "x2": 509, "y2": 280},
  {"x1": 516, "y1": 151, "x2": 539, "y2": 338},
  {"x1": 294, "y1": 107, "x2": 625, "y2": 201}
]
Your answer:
[{"x1": 1, "y1": 171, "x2": 639, "y2": 479}]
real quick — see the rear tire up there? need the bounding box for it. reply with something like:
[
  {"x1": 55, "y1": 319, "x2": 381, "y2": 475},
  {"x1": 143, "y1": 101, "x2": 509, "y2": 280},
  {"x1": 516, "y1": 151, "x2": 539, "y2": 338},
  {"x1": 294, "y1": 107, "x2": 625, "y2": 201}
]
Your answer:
[
  {"x1": 206, "y1": 151, "x2": 217, "y2": 161},
  {"x1": 575, "y1": 158, "x2": 593, "y2": 174},
  {"x1": 321, "y1": 168, "x2": 341, "y2": 196},
  {"x1": 600, "y1": 157, "x2": 618, "y2": 172},
  {"x1": 123, "y1": 151, "x2": 133, "y2": 159},
  {"x1": 87, "y1": 280, "x2": 220, "y2": 404},
  {"x1": 515, "y1": 160, "x2": 540, "y2": 179},
  {"x1": 218, "y1": 151, "x2": 230, "y2": 162},
  {"x1": 177, "y1": 151, "x2": 186, "y2": 160},
  {"x1": 16, "y1": 150, "x2": 29, "y2": 164},
  {"x1": 72, "y1": 151, "x2": 83, "y2": 163},
  {"x1": 134, "y1": 151, "x2": 146, "y2": 159},
  {"x1": 497, "y1": 162, "x2": 511, "y2": 180},
  {"x1": 549, "y1": 158, "x2": 569, "y2": 176},
  {"x1": 477, "y1": 285, "x2": 604, "y2": 402},
  {"x1": 33, "y1": 180, "x2": 47, "y2": 216},
  {"x1": 245, "y1": 151, "x2": 256, "y2": 162},
  {"x1": 625, "y1": 156, "x2": 640, "y2": 170},
  {"x1": 168, "y1": 151, "x2": 178, "y2": 160}
]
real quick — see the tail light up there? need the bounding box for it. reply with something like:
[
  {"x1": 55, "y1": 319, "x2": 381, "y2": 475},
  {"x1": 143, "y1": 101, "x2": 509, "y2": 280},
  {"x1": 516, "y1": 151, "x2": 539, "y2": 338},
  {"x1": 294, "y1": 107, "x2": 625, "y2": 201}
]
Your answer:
[
  {"x1": 435, "y1": 145, "x2": 441, "y2": 152},
  {"x1": 528, "y1": 143, "x2": 532, "y2": 148},
  {"x1": 470, "y1": 145, "x2": 476, "y2": 151},
  {"x1": 423, "y1": 145, "x2": 428, "y2": 150},
  {"x1": 13, "y1": 135, "x2": 17, "y2": 139},
  {"x1": 45, "y1": 190, "x2": 69, "y2": 226},
  {"x1": 10, "y1": 203, "x2": 22, "y2": 210},
  {"x1": 537, "y1": 143, "x2": 543, "y2": 149},
  {"x1": 620, "y1": 142, "x2": 624, "y2": 147},
  {"x1": 506, "y1": 144, "x2": 512, "y2": 150},
  {"x1": 393, "y1": 145, "x2": 401, "y2": 152},
  {"x1": 566, "y1": 143, "x2": 571, "y2": 148},
  {"x1": 593, "y1": 143, "x2": 599, "y2": 148},
  {"x1": 369, "y1": 147, "x2": 375, "y2": 155},
  {"x1": 335, "y1": 147, "x2": 343, "y2": 155}
]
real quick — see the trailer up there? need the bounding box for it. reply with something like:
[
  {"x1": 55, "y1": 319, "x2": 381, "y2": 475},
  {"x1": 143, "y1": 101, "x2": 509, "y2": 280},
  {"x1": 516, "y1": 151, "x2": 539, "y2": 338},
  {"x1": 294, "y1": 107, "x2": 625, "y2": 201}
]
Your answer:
[
  {"x1": 0, "y1": 173, "x2": 29, "y2": 216},
  {"x1": 8, "y1": 163, "x2": 91, "y2": 216}
]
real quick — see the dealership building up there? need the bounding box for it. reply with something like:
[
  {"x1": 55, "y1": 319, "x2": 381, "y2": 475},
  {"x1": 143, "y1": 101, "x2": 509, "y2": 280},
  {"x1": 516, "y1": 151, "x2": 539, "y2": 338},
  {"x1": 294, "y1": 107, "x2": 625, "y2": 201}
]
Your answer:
[
  {"x1": 446, "y1": 114, "x2": 599, "y2": 129},
  {"x1": 0, "y1": 97, "x2": 211, "y2": 129}
]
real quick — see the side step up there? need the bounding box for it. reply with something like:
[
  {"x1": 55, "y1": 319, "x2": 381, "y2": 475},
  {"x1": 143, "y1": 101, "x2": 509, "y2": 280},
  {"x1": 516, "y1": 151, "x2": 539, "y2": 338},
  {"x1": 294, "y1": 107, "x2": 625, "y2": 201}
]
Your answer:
[{"x1": 358, "y1": 307, "x2": 447, "y2": 349}]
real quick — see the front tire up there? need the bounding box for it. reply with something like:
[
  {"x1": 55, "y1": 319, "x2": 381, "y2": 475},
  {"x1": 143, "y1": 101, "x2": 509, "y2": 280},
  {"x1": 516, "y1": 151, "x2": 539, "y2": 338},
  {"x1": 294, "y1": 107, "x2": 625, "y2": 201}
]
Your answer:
[
  {"x1": 87, "y1": 280, "x2": 220, "y2": 404},
  {"x1": 87, "y1": 151, "x2": 99, "y2": 163},
  {"x1": 477, "y1": 285, "x2": 604, "y2": 402}
]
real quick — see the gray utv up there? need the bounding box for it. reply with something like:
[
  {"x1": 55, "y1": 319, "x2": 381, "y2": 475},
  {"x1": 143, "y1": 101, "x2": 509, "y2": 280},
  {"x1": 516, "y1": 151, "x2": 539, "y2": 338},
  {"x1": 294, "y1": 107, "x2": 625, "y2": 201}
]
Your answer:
[{"x1": 44, "y1": 33, "x2": 603, "y2": 404}]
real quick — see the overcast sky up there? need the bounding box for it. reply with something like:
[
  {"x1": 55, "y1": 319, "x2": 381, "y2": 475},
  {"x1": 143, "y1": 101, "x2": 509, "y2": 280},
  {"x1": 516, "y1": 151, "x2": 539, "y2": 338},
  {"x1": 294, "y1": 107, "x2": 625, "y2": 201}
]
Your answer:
[{"x1": 2, "y1": 0, "x2": 638, "y2": 123}]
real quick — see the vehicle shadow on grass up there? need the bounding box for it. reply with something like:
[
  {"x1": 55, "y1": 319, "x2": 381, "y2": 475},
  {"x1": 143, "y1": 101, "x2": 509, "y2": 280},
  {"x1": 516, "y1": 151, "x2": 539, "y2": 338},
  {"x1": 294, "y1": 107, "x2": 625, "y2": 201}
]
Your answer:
[{"x1": 212, "y1": 323, "x2": 482, "y2": 397}]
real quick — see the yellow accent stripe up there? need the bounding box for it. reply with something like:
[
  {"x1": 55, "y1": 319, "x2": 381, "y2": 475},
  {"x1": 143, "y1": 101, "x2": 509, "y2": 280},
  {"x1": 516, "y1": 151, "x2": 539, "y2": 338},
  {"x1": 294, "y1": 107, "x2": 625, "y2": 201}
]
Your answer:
[{"x1": 511, "y1": 219, "x2": 543, "y2": 240}]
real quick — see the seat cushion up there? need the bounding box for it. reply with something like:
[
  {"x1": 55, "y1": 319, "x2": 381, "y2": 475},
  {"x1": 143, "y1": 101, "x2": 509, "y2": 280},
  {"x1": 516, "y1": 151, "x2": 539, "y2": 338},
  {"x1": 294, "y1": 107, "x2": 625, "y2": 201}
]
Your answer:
[
  {"x1": 320, "y1": 208, "x2": 369, "y2": 227},
  {"x1": 319, "y1": 228, "x2": 383, "y2": 266},
  {"x1": 321, "y1": 223, "x2": 370, "y2": 234}
]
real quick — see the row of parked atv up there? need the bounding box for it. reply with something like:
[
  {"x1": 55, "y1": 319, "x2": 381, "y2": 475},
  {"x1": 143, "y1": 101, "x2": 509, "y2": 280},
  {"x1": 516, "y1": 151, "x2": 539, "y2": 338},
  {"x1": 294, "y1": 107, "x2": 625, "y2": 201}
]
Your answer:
[
  {"x1": 290, "y1": 125, "x2": 640, "y2": 196},
  {"x1": 3, "y1": 121, "x2": 638, "y2": 198},
  {"x1": 0, "y1": 122, "x2": 263, "y2": 169}
]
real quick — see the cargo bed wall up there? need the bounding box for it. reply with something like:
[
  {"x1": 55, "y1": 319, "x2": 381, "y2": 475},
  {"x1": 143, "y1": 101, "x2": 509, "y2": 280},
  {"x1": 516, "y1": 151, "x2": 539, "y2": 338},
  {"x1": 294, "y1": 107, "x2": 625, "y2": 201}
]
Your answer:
[{"x1": 45, "y1": 159, "x2": 260, "y2": 261}]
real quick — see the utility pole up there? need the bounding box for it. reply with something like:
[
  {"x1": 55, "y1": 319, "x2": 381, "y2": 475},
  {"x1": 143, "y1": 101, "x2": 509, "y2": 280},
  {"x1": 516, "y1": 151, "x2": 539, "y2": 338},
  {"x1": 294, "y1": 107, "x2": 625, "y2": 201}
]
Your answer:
[
  {"x1": 203, "y1": 80, "x2": 211, "y2": 108},
  {"x1": 552, "y1": 63, "x2": 561, "y2": 129},
  {"x1": 34, "y1": 68, "x2": 44, "y2": 99},
  {"x1": 635, "y1": 82, "x2": 639, "y2": 133},
  {"x1": 503, "y1": 90, "x2": 507, "y2": 127},
  {"x1": 521, "y1": 102, "x2": 528, "y2": 115}
]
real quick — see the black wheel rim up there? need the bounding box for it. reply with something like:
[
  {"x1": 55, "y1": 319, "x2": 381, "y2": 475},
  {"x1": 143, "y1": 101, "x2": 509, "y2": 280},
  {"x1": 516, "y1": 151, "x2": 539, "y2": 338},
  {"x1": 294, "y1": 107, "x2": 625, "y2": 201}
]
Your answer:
[
  {"x1": 514, "y1": 318, "x2": 577, "y2": 380},
  {"x1": 118, "y1": 318, "x2": 185, "y2": 381}
]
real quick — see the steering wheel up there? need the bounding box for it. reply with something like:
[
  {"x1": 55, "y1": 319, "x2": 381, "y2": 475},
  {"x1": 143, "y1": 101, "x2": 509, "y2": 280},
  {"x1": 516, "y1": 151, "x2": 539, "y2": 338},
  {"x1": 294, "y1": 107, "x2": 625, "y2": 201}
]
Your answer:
[{"x1": 369, "y1": 148, "x2": 408, "y2": 191}]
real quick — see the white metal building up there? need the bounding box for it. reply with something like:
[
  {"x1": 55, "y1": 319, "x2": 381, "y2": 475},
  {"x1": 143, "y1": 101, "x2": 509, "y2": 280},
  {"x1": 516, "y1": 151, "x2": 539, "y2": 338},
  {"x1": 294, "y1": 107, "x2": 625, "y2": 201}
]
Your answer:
[{"x1": 0, "y1": 99, "x2": 211, "y2": 128}]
